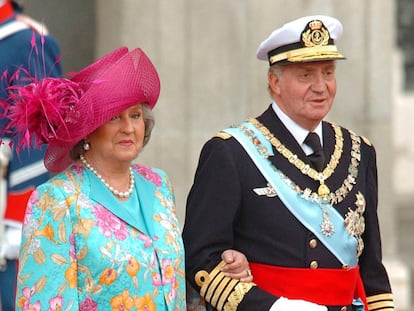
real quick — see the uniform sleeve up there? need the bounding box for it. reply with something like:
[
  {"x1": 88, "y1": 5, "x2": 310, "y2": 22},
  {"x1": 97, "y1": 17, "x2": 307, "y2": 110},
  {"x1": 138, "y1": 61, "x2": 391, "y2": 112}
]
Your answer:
[
  {"x1": 183, "y1": 137, "x2": 277, "y2": 311},
  {"x1": 357, "y1": 139, "x2": 394, "y2": 310},
  {"x1": 15, "y1": 14, "x2": 62, "y2": 78},
  {"x1": 15, "y1": 182, "x2": 79, "y2": 310},
  {"x1": 0, "y1": 29, "x2": 62, "y2": 130}
]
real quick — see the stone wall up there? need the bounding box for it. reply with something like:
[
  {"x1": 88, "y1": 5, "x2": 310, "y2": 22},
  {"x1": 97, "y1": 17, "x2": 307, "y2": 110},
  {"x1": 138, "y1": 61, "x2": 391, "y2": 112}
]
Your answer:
[{"x1": 397, "y1": 0, "x2": 414, "y2": 90}]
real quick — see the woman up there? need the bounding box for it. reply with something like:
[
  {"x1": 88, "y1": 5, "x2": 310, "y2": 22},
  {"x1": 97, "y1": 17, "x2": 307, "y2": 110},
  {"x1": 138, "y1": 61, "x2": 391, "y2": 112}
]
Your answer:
[
  {"x1": 0, "y1": 47, "x2": 186, "y2": 311},
  {"x1": 1, "y1": 46, "x2": 252, "y2": 311}
]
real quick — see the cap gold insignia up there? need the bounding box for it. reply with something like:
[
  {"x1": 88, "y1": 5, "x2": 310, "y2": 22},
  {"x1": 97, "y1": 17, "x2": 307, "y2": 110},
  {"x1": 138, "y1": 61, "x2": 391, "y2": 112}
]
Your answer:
[{"x1": 302, "y1": 20, "x2": 330, "y2": 47}]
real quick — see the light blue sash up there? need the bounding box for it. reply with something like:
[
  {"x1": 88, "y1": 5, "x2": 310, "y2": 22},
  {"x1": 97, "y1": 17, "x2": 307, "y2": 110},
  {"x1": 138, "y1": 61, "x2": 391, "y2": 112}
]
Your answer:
[{"x1": 223, "y1": 121, "x2": 358, "y2": 267}]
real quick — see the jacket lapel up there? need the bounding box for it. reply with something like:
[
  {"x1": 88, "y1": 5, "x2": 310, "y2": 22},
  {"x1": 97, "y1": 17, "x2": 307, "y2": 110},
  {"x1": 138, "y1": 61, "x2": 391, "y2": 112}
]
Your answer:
[
  {"x1": 257, "y1": 105, "x2": 308, "y2": 158},
  {"x1": 88, "y1": 170, "x2": 156, "y2": 235},
  {"x1": 133, "y1": 171, "x2": 157, "y2": 237}
]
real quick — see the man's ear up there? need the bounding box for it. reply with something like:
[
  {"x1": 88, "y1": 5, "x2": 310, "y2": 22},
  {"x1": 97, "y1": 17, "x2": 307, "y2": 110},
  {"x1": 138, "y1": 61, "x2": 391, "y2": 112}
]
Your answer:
[{"x1": 268, "y1": 71, "x2": 281, "y2": 96}]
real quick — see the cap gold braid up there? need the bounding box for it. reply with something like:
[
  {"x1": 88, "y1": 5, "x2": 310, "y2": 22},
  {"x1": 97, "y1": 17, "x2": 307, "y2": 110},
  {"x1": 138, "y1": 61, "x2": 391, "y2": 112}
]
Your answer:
[
  {"x1": 267, "y1": 19, "x2": 345, "y2": 65},
  {"x1": 195, "y1": 261, "x2": 255, "y2": 311},
  {"x1": 269, "y1": 45, "x2": 342, "y2": 64}
]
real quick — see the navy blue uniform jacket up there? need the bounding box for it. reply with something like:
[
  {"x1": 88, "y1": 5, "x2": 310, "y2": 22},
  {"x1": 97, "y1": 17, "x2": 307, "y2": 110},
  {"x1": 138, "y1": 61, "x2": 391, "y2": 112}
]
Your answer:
[{"x1": 183, "y1": 105, "x2": 393, "y2": 311}]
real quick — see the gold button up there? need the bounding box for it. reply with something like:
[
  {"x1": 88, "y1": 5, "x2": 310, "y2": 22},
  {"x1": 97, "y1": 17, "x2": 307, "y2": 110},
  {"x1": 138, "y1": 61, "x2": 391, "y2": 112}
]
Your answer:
[
  {"x1": 310, "y1": 261, "x2": 318, "y2": 269},
  {"x1": 342, "y1": 264, "x2": 349, "y2": 270},
  {"x1": 309, "y1": 239, "x2": 318, "y2": 248},
  {"x1": 340, "y1": 307, "x2": 347, "y2": 311}
]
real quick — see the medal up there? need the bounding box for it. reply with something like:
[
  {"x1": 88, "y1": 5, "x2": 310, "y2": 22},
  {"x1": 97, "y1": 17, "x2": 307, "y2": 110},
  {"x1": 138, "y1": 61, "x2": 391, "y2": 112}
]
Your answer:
[
  {"x1": 320, "y1": 206, "x2": 335, "y2": 236},
  {"x1": 317, "y1": 182, "x2": 329, "y2": 195}
]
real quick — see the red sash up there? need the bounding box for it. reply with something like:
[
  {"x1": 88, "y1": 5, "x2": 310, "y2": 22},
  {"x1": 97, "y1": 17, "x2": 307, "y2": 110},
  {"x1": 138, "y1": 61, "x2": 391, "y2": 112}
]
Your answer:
[
  {"x1": 0, "y1": 1, "x2": 14, "y2": 23},
  {"x1": 250, "y1": 262, "x2": 368, "y2": 310},
  {"x1": 4, "y1": 188, "x2": 34, "y2": 222}
]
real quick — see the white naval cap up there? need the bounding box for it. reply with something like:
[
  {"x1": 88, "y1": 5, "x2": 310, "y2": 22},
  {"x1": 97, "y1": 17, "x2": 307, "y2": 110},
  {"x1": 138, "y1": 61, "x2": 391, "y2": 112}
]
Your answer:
[{"x1": 256, "y1": 15, "x2": 346, "y2": 66}]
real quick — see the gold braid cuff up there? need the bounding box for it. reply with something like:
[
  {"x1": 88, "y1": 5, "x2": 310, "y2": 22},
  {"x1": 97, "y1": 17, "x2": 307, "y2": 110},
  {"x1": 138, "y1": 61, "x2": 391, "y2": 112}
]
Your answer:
[
  {"x1": 195, "y1": 260, "x2": 255, "y2": 311},
  {"x1": 366, "y1": 293, "x2": 394, "y2": 310},
  {"x1": 223, "y1": 282, "x2": 255, "y2": 311}
]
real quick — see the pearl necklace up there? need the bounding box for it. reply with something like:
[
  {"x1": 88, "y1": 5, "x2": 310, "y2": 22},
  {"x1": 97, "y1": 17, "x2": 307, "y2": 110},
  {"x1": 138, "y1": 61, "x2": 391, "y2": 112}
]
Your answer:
[{"x1": 80, "y1": 154, "x2": 135, "y2": 198}]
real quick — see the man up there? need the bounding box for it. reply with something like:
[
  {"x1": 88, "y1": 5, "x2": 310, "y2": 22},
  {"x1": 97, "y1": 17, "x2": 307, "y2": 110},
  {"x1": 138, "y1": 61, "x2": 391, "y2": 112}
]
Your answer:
[
  {"x1": 183, "y1": 15, "x2": 394, "y2": 311},
  {"x1": 0, "y1": 1, "x2": 62, "y2": 309}
]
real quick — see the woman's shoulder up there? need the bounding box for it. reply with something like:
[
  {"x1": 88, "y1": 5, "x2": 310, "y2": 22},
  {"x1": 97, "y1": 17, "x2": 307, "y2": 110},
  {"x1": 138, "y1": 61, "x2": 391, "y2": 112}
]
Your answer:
[
  {"x1": 132, "y1": 163, "x2": 169, "y2": 187},
  {"x1": 40, "y1": 164, "x2": 85, "y2": 188},
  {"x1": 31, "y1": 165, "x2": 84, "y2": 201}
]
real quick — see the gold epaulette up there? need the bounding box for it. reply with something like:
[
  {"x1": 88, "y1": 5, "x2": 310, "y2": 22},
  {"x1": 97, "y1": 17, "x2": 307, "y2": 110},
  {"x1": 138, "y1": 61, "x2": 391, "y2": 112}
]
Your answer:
[
  {"x1": 195, "y1": 261, "x2": 255, "y2": 311},
  {"x1": 215, "y1": 132, "x2": 232, "y2": 140},
  {"x1": 366, "y1": 293, "x2": 394, "y2": 310},
  {"x1": 361, "y1": 135, "x2": 372, "y2": 146}
]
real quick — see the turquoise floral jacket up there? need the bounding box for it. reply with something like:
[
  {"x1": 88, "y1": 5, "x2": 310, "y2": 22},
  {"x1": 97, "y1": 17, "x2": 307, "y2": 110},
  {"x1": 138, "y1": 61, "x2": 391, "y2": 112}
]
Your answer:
[{"x1": 15, "y1": 163, "x2": 186, "y2": 311}]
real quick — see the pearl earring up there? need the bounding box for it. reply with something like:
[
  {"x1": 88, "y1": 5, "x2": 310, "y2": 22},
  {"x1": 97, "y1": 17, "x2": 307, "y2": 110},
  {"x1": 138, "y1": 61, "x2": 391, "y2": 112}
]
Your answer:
[{"x1": 83, "y1": 142, "x2": 90, "y2": 151}]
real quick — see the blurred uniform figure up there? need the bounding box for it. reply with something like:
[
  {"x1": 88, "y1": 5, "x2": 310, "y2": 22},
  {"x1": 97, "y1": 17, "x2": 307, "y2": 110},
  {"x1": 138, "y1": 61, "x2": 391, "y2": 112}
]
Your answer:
[{"x1": 0, "y1": 1, "x2": 62, "y2": 309}]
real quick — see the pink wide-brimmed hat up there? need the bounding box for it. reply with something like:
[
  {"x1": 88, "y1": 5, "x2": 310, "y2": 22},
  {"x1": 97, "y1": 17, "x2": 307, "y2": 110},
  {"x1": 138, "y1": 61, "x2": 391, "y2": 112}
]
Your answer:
[{"x1": 1, "y1": 47, "x2": 160, "y2": 172}]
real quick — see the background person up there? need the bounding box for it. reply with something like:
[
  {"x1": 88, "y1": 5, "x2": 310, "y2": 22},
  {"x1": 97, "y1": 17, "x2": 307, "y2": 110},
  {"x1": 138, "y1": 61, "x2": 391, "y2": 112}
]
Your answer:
[
  {"x1": 0, "y1": 0, "x2": 62, "y2": 309},
  {"x1": 183, "y1": 15, "x2": 394, "y2": 311}
]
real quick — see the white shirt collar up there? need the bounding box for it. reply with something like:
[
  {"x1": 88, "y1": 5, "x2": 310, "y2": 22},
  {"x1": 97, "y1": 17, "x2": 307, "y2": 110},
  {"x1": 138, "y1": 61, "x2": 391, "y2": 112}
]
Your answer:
[{"x1": 271, "y1": 101, "x2": 323, "y2": 155}]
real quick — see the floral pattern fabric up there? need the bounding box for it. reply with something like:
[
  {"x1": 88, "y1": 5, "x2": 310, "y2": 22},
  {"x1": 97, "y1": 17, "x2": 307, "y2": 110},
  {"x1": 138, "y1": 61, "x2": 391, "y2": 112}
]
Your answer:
[{"x1": 15, "y1": 163, "x2": 186, "y2": 311}]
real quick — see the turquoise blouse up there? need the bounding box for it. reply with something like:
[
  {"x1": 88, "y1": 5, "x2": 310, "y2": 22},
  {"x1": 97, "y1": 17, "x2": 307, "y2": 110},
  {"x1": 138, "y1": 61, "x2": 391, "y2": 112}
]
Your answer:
[{"x1": 15, "y1": 163, "x2": 186, "y2": 311}]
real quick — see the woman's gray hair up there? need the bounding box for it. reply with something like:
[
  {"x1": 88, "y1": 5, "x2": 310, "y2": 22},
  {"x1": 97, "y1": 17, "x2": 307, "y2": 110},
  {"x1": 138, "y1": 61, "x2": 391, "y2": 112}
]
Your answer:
[
  {"x1": 70, "y1": 102, "x2": 155, "y2": 160},
  {"x1": 142, "y1": 103, "x2": 155, "y2": 146}
]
